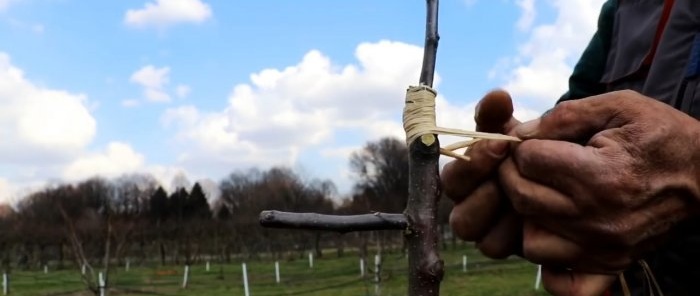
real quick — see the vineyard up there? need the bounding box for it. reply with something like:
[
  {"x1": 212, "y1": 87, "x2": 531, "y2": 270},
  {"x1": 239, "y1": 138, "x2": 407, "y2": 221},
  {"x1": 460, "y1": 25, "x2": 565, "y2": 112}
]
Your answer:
[{"x1": 2, "y1": 247, "x2": 548, "y2": 296}]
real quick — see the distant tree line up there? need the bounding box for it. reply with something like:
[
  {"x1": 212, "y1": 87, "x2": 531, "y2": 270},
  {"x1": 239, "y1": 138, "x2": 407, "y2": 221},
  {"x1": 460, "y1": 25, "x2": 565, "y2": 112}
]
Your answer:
[{"x1": 0, "y1": 137, "x2": 453, "y2": 273}]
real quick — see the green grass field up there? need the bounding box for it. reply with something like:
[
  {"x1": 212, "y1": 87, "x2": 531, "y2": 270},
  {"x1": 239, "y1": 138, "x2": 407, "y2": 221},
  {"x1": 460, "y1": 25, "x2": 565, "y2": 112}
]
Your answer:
[{"x1": 5, "y1": 247, "x2": 550, "y2": 296}]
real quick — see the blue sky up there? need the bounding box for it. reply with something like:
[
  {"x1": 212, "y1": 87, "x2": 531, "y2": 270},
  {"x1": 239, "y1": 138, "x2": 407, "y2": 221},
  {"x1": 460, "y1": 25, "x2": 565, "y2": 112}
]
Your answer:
[{"x1": 0, "y1": 0, "x2": 605, "y2": 202}]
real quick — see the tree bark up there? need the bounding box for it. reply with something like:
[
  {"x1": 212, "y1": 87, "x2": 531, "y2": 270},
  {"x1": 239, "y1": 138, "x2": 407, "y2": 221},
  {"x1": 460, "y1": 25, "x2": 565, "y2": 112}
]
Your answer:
[
  {"x1": 404, "y1": 137, "x2": 443, "y2": 296},
  {"x1": 314, "y1": 232, "x2": 322, "y2": 258},
  {"x1": 336, "y1": 234, "x2": 345, "y2": 258},
  {"x1": 103, "y1": 217, "x2": 112, "y2": 296},
  {"x1": 58, "y1": 243, "x2": 64, "y2": 269},
  {"x1": 404, "y1": 1, "x2": 443, "y2": 295},
  {"x1": 159, "y1": 242, "x2": 166, "y2": 266},
  {"x1": 260, "y1": 211, "x2": 408, "y2": 233}
]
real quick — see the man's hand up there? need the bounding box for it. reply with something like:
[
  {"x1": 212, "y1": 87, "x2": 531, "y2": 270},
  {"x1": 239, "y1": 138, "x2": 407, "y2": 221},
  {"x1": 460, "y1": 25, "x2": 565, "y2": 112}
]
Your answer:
[
  {"x1": 501, "y1": 90, "x2": 700, "y2": 274},
  {"x1": 441, "y1": 89, "x2": 522, "y2": 258}
]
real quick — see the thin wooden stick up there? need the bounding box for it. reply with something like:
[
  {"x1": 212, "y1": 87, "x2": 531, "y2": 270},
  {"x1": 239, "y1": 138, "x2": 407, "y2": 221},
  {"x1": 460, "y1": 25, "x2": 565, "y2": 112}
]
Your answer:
[
  {"x1": 419, "y1": 0, "x2": 439, "y2": 87},
  {"x1": 259, "y1": 211, "x2": 407, "y2": 233}
]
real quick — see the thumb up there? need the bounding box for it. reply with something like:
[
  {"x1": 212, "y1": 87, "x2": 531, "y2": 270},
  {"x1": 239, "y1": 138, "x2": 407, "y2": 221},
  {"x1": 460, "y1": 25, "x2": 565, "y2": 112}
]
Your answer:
[
  {"x1": 514, "y1": 91, "x2": 642, "y2": 141},
  {"x1": 475, "y1": 89, "x2": 516, "y2": 133},
  {"x1": 441, "y1": 139, "x2": 510, "y2": 200}
]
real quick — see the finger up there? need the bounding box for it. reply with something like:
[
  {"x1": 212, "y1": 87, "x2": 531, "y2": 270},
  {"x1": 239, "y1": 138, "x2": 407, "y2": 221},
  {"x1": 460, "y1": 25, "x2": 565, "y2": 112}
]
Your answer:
[
  {"x1": 511, "y1": 139, "x2": 608, "y2": 199},
  {"x1": 449, "y1": 181, "x2": 503, "y2": 241},
  {"x1": 514, "y1": 90, "x2": 644, "y2": 141},
  {"x1": 441, "y1": 139, "x2": 509, "y2": 202},
  {"x1": 542, "y1": 267, "x2": 616, "y2": 296},
  {"x1": 476, "y1": 210, "x2": 523, "y2": 259},
  {"x1": 441, "y1": 89, "x2": 519, "y2": 201},
  {"x1": 522, "y1": 222, "x2": 631, "y2": 272},
  {"x1": 510, "y1": 138, "x2": 691, "y2": 246},
  {"x1": 474, "y1": 89, "x2": 515, "y2": 132},
  {"x1": 578, "y1": 194, "x2": 691, "y2": 249},
  {"x1": 499, "y1": 157, "x2": 579, "y2": 217},
  {"x1": 522, "y1": 221, "x2": 583, "y2": 268}
]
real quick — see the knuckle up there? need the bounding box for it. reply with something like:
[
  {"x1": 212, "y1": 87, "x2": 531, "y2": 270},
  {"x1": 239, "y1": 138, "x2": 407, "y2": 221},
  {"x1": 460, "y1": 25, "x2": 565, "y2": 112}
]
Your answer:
[
  {"x1": 521, "y1": 230, "x2": 544, "y2": 264},
  {"x1": 477, "y1": 240, "x2": 513, "y2": 259},
  {"x1": 507, "y1": 186, "x2": 534, "y2": 215},
  {"x1": 468, "y1": 141, "x2": 499, "y2": 166},
  {"x1": 449, "y1": 209, "x2": 479, "y2": 241},
  {"x1": 549, "y1": 101, "x2": 578, "y2": 125},
  {"x1": 595, "y1": 171, "x2": 641, "y2": 208},
  {"x1": 440, "y1": 162, "x2": 467, "y2": 200},
  {"x1": 596, "y1": 219, "x2": 637, "y2": 248},
  {"x1": 615, "y1": 89, "x2": 639, "y2": 100}
]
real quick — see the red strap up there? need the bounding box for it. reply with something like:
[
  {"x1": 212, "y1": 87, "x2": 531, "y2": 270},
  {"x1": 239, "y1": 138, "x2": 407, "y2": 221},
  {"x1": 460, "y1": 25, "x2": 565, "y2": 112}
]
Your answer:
[{"x1": 643, "y1": 0, "x2": 675, "y2": 66}]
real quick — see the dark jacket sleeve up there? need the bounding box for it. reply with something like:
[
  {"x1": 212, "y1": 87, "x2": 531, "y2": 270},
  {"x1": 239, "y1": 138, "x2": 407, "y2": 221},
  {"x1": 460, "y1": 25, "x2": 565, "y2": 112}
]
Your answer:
[{"x1": 557, "y1": 0, "x2": 617, "y2": 104}]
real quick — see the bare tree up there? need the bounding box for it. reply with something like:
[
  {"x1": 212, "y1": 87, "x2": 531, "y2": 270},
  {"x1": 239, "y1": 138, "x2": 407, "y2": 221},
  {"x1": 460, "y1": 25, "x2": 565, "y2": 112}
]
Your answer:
[{"x1": 350, "y1": 137, "x2": 409, "y2": 214}]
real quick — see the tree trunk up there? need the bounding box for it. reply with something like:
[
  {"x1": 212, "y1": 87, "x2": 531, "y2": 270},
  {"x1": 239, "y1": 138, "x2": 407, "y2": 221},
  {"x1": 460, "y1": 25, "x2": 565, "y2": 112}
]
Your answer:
[
  {"x1": 1, "y1": 243, "x2": 10, "y2": 271},
  {"x1": 314, "y1": 232, "x2": 322, "y2": 258},
  {"x1": 38, "y1": 244, "x2": 46, "y2": 269},
  {"x1": 103, "y1": 218, "x2": 112, "y2": 296},
  {"x1": 336, "y1": 234, "x2": 344, "y2": 258},
  {"x1": 159, "y1": 242, "x2": 166, "y2": 266},
  {"x1": 404, "y1": 136, "x2": 443, "y2": 296},
  {"x1": 184, "y1": 236, "x2": 191, "y2": 265},
  {"x1": 360, "y1": 233, "x2": 368, "y2": 260},
  {"x1": 139, "y1": 240, "x2": 146, "y2": 264},
  {"x1": 58, "y1": 243, "x2": 64, "y2": 269}
]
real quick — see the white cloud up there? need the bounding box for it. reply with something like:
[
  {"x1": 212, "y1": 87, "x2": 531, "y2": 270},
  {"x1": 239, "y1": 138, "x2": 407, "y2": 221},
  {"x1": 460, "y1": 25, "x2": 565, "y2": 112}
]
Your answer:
[
  {"x1": 124, "y1": 0, "x2": 212, "y2": 29},
  {"x1": 131, "y1": 65, "x2": 169, "y2": 89},
  {"x1": 320, "y1": 146, "x2": 359, "y2": 160},
  {"x1": 160, "y1": 40, "x2": 541, "y2": 194},
  {"x1": 515, "y1": 0, "x2": 536, "y2": 31},
  {"x1": 0, "y1": 52, "x2": 96, "y2": 163},
  {"x1": 162, "y1": 41, "x2": 425, "y2": 174},
  {"x1": 6, "y1": 18, "x2": 44, "y2": 34},
  {"x1": 0, "y1": 52, "x2": 102, "y2": 204},
  {"x1": 161, "y1": 105, "x2": 199, "y2": 127},
  {"x1": 32, "y1": 24, "x2": 43, "y2": 33},
  {"x1": 0, "y1": 178, "x2": 11, "y2": 205},
  {"x1": 130, "y1": 65, "x2": 172, "y2": 102},
  {"x1": 63, "y1": 142, "x2": 145, "y2": 181},
  {"x1": 0, "y1": 54, "x2": 204, "y2": 204},
  {"x1": 175, "y1": 84, "x2": 190, "y2": 98},
  {"x1": 496, "y1": 0, "x2": 605, "y2": 107},
  {"x1": 121, "y1": 99, "x2": 140, "y2": 108},
  {"x1": 0, "y1": 0, "x2": 17, "y2": 11},
  {"x1": 62, "y1": 142, "x2": 202, "y2": 196}
]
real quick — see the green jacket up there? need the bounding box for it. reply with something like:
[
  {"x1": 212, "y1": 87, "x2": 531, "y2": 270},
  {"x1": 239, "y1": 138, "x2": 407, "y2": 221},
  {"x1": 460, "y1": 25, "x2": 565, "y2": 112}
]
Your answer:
[{"x1": 558, "y1": 0, "x2": 617, "y2": 103}]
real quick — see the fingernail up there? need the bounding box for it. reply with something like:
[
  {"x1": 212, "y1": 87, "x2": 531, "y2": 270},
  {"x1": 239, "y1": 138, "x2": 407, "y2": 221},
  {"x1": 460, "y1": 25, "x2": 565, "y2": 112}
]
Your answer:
[
  {"x1": 487, "y1": 140, "x2": 509, "y2": 157},
  {"x1": 514, "y1": 120, "x2": 539, "y2": 138}
]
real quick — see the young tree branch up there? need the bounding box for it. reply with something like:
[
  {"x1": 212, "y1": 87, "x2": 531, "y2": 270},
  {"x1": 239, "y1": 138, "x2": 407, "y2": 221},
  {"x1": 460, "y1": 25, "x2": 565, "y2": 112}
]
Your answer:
[
  {"x1": 259, "y1": 211, "x2": 408, "y2": 233},
  {"x1": 419, "y1": 0, "x2": 439, "y2": 87}
]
